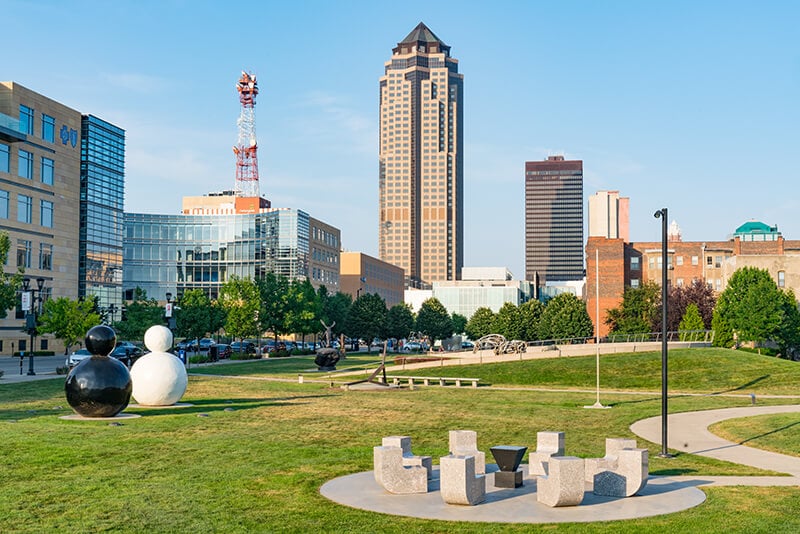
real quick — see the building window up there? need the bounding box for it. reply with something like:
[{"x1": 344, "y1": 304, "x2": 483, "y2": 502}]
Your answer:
[
  {"x1": 16, "y1": 239, "x2": 31, "y2": 268},
  {"x1": 17, "y1": 194, "x2": 32, "y2": 223},
  {"x1": 630, "y1": 256, "x2": 640, "y2": 270},
  {"x1": 676, "y1": 278, "x2": 684, "y2": 287},
  {"x1": 691, "y1": 255, "x2": 699, "y2": 266},
  {"x1": 676, "y1": 256, "x2": 683, "y2": 266},
  {"x1": 19, "y1": 105, "x2": 34, "y2": 135},
  {"x1": 778, "y1": 271, "x2": 785, "y2": 288},
  {"x1": 18, "y1": 150, "x2": 33, "y2": 179},
  {"x1": 0, "y1": 190, "x2": 7, "y2": 219},
  {"x1": 41, "y1": 157, "x2": 54, "y2": 185},
  {"x1": 42, "y1": 114, "x2": 55, "y2": 142},
  {"x1": 40, "y1": 200, "x2": 53, "y2": 227},
  {"x1": 630, "y1": 279, "x2": 640, "y2": 288},
  {"x1": 707, "y1": 256, "x2": 713, "y2": 266},
  {"x1": 0, "y1": 144, "x2": 9, "y2": 173},
  {"x1": 39, "y1": 243, "x2": 52, "y2": 270}
]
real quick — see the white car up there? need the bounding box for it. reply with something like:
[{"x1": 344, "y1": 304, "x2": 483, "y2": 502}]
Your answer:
[{"x1": 66, "y1": 348, "x2": 92, "y2": 367}]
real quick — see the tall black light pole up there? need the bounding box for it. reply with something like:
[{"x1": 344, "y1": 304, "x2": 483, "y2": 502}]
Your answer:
[
  {"x1": 654, "y1": 208, "x2": 672, "y2": 458},
  {"x1": 21, "y1": 277, "x2": 46, "y2": 376}
]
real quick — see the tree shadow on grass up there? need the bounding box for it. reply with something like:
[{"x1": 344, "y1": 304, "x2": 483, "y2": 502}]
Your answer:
[{"x1": 710, "y1": 375, "x2": 770, "y2": 395}]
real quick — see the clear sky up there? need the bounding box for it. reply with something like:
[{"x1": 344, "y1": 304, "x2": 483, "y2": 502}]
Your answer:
[{"x1": 5, "y1": 0, "x2": 798, "y2": 279}]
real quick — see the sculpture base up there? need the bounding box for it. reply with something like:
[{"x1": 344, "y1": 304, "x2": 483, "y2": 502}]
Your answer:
[
  {"x1": 60, "y1": 413, "x2": 141, "y2": 421},
  {"x1": 494, "y1": 469, "x2": 523, "y2": 488}
]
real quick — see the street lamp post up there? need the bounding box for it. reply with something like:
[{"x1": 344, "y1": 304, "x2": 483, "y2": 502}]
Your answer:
[
  {"x1": 654, "y1": 208, "x2": 673, "y2": 458},
  {"x1": 21, "y1": 277, "x2": 46, "y2": 376}
]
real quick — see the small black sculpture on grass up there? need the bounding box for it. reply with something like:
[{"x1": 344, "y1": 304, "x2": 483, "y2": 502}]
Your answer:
[
  {"x1": 315, "y1": 348, "x2": 340, "y2": 371},
  {"x1": 65, "y1": 325, "x2": 132, "y2": 417}
]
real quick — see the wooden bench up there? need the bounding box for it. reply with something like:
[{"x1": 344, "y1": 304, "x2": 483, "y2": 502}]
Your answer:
[{"x1": 383, "y1": 375, "x2": 481, "y2": 388}]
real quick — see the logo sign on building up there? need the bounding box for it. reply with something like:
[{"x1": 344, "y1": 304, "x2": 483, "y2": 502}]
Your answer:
[
  {"x1": 59, "y1": 125, "x2": 78, "y2": 148},
  {"x1": 21, "y1": 291, "x2": 32, "y2": 312}
]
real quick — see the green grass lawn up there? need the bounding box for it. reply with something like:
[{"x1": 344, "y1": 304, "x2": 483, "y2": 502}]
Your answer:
[{"x1": 1, "y1": 347, "x2": 799, "y2": 532}]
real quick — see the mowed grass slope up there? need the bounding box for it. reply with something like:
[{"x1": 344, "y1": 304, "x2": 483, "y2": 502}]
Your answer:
[{"x1": 1, "y1": 347, "x2": 799, "y2": 533}]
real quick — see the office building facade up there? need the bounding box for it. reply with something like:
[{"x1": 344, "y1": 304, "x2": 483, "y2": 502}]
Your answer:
[
  {"x1": 378, "y1": 22, "x2": 464, "y2": 288},
  {"x1": 80, "y1": 115, "x2": 125, "y2": 311},
  {"x1": 525, "y1": 156, "x2": 584, "y2": 287},
  {"x1": 0, "y1": 82, "x2": 84, "y2": 353},
  {"x1": 340, "y1": 251, "x2": 404, "y2": 308},
  {"x1": 124, "y1": 206, "x2": 340, "y2": 301}
]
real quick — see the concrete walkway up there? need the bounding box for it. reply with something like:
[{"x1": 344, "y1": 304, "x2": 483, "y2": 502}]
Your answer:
[{"x1": 631, "y1": 405, "x2": 800, "y2": 486}]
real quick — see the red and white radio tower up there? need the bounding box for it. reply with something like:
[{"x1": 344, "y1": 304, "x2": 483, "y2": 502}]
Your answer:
[{"x1": 233, "y1": 71, "x2": 260, "y2": 198}]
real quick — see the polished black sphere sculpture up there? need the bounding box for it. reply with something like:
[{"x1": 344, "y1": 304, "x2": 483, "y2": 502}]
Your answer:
[{"x1": 65, "y1": 325, "x2": 132, "y2": 417}]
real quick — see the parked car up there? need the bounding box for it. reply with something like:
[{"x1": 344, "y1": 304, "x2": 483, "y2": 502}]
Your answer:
[
  {"x1": 185, "y1": 338, "x2": 215, "y2": 352},
  {"x1": 461, "y1": 340, "x2": 475, "y2": 350},
  {"x1": 230, "y1": 341, "x2": 256, "y2": 354},
  {"x1": 401, "y1": 342, "x2": 422, "y2": 353},
  {"x1": 111, "y1": 341, "x2": 144, "y2": 366},
  {"x1": 65, "y1": 348, "x2": 92, "y2": 367},
  {"x1": 211, "y1": 343, "x2": 232, "y2": 360}
]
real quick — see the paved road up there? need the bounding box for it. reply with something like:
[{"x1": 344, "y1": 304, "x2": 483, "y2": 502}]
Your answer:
[
  {"x1": 0, "y1": 354, "x2": 64, "y2": 383},
  {"x1": 631, "y1": 405, "x2": 800, "y2": 486}
]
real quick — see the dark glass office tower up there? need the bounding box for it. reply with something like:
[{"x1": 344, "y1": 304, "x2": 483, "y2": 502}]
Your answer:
[
  {"x1": 80, "y1": 115, "x2": 125, "y2": 311},
  {"x1": 525, "y1": 156, "x2": 584, "y2": 287}
]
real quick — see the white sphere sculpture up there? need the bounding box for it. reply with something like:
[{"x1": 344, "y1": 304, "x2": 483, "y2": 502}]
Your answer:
[
  {"x1": 144, "y1": 325, "x2": 173, "y2": 353},
  {"x1": 130, "y1": 325, "x2": 188, "y2": 406}
]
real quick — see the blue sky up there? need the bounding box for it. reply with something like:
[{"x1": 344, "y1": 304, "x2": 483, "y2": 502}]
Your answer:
[{"x1": 5, "y1": 0, "x2": 798, "y2": 279}]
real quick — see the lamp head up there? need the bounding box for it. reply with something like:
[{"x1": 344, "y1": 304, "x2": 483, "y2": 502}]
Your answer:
[
  {"x1": 36, "y1": 277, "x2": 45, "y2": 291},
  {"x1": 22, "y1": 278, "x2": 30, "y2": 291}
]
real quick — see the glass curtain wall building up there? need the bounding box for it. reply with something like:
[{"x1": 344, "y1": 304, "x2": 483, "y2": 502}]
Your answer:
[
  {"x1": 80, "y1": 115, "x2": 125, "y2": 310},
  {"x1": 124, "y1": 208, "x2": 339, "y2": 301},
  {"x1": 525, "y1": 156, "x2": 584, "y2": 289}
]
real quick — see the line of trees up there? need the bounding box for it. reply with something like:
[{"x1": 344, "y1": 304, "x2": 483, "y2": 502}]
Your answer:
[
  {"x1": 605, "y1": 269, "x2": 800, "y2": 359},
  {"x1": 464, "y1": 293, "x2": 594, "y2": 342}
]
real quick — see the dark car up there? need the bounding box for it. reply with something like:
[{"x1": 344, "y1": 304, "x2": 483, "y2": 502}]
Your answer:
[
  {"x1": 111, "y1": 341, "x2": 144, "y2": 366},
  {"x1": 230, "y1": 341, "x2": 256, "y2": 354},
  {"x1": 210, "y1": 344, "x2": 232, "y2": 360}
]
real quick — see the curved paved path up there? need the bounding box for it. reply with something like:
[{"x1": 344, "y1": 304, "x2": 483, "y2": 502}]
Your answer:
[{"x1": 631, "y1": 405, "x2": 800, "y2": 486}]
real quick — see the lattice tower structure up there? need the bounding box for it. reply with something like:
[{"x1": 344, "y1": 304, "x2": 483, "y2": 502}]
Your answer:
[{"x1": 233, "y1": 71, "x2": 260, "y2": 198}]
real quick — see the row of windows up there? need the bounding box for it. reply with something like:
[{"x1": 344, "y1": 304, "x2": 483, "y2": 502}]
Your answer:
[
  {"x1": 13, "y1": 239, "x2": 52, "y2": 270},
  {"x1": 0, "y1": 190, "x2": 53, "y2": 227},
  {"x1": 0, "y1": 145, "x2": 55, "y2": 186},
  {"x1": 19, "y1": 105, "x2": 58, "y2": 144}
]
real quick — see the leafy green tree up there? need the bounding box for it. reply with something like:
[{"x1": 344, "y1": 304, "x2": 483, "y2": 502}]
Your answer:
[
  {"x1": 114, "y1": 288, "x2": 164, "y2": 341},
  {"x1": 38, "y1": 297, "x2": 101, "y2": 354},
  {"x1": 715, "y1": 267, "x2": 783, "y2": 348},
  {"x1": 450, "y1": 313, "x2": 467, "y2": 336},
  {"x1": 518, "y1": 299, "x2": 545, "y2": 341},
  {"x1": 175, "y1": 289, "x2": 225, "y2": 348},
  {"x1": 385, "y1": 303, "x2": 415, "y2": 345},
  {"x1": 415, "y1": 298, "x2": 453, "y2": 345},
  {"x1": 285, "y1": 278, "x2": 320, "y2": 345},
  {"x1": 678, "y1": 303, "x2": 705, "y2": 341},
  {"x1": 219, "y1": 276, "x2": 261, "y2": 349},
  {"x1": 257, "y1": 272, "x2": 290, "y2": 342},
  {"x1": 776, "y1": 290, "x2": 800, "y2": 360},
  {"x1": 344, "y1": 293, "x2": 387, "y2": 352},
  {"x1": 492, "y1": 302, "x2": 523, "y2": 340},
  {"x1": 0, "y1": 232, "x2": 23, "y2": 318},
  {"x1": 605, "y1": 281, "x2": 660, "y2": 334},
  {"x1": 538, "y1": 293, "x2": 594, "y2": 341},
  {"x1": 711, "y1": 307, "x2": 734, "y2": 348},
  {"x1": 465, "y1": 307, "x2": 495, "y2": 340},
  {"x1": 319, "y1": 287, "x2": 352, "y2": 342}
]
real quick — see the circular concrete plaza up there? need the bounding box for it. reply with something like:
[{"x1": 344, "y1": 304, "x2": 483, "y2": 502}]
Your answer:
[{"x1": 320, "y1": 465, "x2": 705, "y2": 524}]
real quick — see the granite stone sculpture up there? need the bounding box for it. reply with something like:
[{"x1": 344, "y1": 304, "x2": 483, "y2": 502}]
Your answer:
[
  {"x1": 490, "y1": 445, "x2": 527, "y2": 488},
  {"x1": 448, "y1": 430, "x2": 485, "y2": 475},
  {"x1": 584, "y1": 437, "x2": 638, "y2": 482},
  {"x1": 130, "y1": 325, "x2": 188, "y2": 406},
  {"x1": 373, "y1": 445, "x2": 428, "y2": 494},
  {"x1": 382, "y1": 435, "x2": 432, "y2": 479},
  {"x1": 65, "y1": 325, "x2": 132, "y2": 417},
  {"x1": 529, "y1": 431, "x2": 565, "y2": 476},
  {"x1": 439, "y1": 454, "x2": 486, "y2": 505},
  {"x1": 315, "y1": 348, "x2": 340, "y2": 371},
  {"x1": 592, "y1": 448, "x2": 649, "y2": 497},
  {"x1": 536, "y1": 456, "x2": 585, "y2": 507}
]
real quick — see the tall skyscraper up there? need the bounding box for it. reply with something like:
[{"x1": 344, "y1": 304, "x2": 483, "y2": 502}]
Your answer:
[
  {"x1": 378, "y1": 22, "x2": 463, "y2": 288},
  {"x1": 80, "y1": 115, "x2": 125, "y2": 310},
  {"x1": 525, "y1": 156, "x2": 584, "y2": 287}
]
